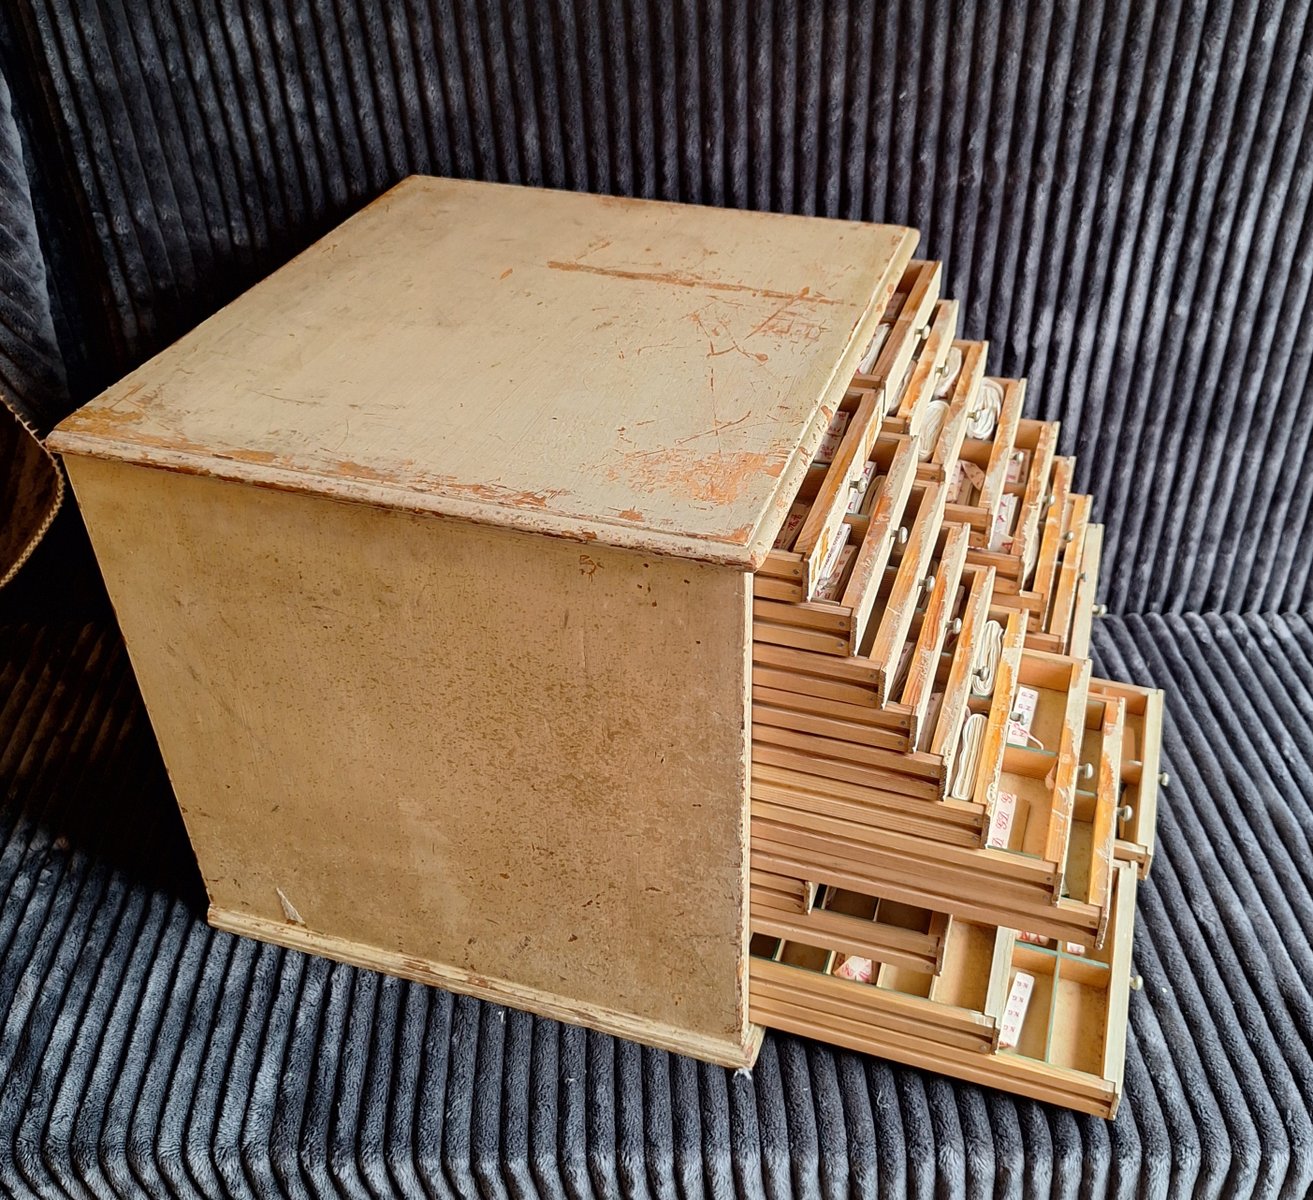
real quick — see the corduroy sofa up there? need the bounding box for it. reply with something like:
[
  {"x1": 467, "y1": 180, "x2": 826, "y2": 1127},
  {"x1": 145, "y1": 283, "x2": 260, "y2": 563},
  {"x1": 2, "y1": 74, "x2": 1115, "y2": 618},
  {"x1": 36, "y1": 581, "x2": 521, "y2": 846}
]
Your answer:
[{"x1": 0, "y1": 4, "x2": 1310, "y2": 1196}]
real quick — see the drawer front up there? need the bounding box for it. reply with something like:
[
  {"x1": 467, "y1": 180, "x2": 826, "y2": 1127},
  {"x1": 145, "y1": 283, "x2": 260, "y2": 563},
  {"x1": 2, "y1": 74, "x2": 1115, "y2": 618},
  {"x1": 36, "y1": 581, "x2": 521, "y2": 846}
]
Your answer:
[
  {"x1": 1092, "y1": 678, "x2": 1165, "y2": 877},
  {"x1": 965, "y1": 417, "x2": 1059, "y2": 589},
  {"x1": 1067, "y1": 522, "x2": 1104, "y2": 658},
  {"x1": 894, "y1": 524, "x2": 971, "y2": 741},
  {"x1": 925, "y1": 564, "x2": 996, "y2": 769}
]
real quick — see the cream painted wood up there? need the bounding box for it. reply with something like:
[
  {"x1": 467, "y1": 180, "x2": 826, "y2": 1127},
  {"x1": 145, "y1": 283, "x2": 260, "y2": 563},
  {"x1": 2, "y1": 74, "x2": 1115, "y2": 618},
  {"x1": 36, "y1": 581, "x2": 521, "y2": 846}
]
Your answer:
[
  {"x1": 50, "y1": 176, "x2": 915, "y2": 568},
  {"x1": 63, "y1": 456, "x2": 757, "y2": 1065}
]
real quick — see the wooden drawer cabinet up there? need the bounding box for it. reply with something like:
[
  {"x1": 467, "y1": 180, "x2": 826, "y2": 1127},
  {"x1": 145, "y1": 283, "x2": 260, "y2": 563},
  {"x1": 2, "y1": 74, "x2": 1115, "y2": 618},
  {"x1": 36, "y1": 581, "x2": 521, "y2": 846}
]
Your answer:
[{"x1": 50, "y1": 178, "x2": 1161, "y2": 1116}]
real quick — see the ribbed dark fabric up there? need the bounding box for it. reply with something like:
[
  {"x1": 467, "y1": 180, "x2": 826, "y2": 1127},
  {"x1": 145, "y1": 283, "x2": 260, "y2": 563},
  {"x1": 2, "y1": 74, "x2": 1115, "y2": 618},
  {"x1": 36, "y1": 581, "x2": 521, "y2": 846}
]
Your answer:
[
  {"x1": 2, "y1": 0, "x2": 1311, "y2": 612},
  {"x1": 0, "y1": 615, "x2": 1308, "y2": 1198}
]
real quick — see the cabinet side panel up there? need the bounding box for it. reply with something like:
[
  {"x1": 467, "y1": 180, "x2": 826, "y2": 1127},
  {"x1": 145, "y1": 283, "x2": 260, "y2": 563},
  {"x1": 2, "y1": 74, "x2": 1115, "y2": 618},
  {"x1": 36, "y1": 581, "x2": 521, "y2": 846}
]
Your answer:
[{"x1": 65, "y1": 457, "x2": 752, "y2": 1059}]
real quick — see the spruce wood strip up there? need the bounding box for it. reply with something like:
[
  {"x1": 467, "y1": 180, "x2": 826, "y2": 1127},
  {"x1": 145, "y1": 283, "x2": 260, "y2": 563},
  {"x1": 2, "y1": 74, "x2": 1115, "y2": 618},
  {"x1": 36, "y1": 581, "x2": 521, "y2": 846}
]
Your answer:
[{"x1": 900, "y1": 524, "x2": 970, "y2": 734}]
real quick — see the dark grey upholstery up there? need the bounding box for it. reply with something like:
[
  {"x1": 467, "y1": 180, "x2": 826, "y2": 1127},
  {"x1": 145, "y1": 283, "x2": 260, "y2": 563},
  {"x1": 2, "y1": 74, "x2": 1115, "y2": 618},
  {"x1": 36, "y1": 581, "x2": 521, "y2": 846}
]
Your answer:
[{"x1": 0, "y1": 3, "x2": 1310, "y2": 1195}]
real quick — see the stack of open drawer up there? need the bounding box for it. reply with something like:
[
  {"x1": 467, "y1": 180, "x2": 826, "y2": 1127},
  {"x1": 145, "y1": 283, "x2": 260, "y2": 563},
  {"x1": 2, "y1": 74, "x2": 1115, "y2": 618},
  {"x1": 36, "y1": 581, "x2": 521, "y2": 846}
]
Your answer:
[{"x1": 748, "y1": 260, "x2": 1166, "y2": 1119}]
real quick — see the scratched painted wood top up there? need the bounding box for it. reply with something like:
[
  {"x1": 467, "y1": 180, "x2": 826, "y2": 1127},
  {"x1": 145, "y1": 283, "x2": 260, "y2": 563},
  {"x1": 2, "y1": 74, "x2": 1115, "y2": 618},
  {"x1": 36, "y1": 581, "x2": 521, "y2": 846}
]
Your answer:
[{"x1": 51, "y1": 177, "x2": 916, "y2": 565}]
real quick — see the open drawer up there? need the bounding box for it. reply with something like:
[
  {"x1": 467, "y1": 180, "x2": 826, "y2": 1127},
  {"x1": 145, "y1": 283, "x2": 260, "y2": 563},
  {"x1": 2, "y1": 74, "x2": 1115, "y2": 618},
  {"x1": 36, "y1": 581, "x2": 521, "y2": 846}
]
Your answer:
[
  {"x1": 758, "y1": 379, "x2": 893, "y2": 601},
  {"x1": 754, "y1": 435, "x2": 920, "y2": 655},
  {"x1": 986, "y1": 859, "x2": 1138, "y2": 1117},
  {"x1": 942, "y1": 378, "x2": 1025, "y2": 533},
  {"x1": 1091, "y1": 678, "x2": 1165, "y2": 877},
  {"x1": 854, "y1": 259, "x2": 942, "y2": 388},
  {"x1": 749, "y1": 895, "x2": 1000, "y2": 1058},
  {"x1": 748, "y1": 865, "x2": 1139, "y2": 1118},
  {"x1": 916, "y1": 340, "x2": 986, "y2": 485},
  {"x1": 882, "y1": 298, "x2": 960, "y2": 437},
  {"x1": 965, "y1": 417, "x2": 1059, "y2": 591}
]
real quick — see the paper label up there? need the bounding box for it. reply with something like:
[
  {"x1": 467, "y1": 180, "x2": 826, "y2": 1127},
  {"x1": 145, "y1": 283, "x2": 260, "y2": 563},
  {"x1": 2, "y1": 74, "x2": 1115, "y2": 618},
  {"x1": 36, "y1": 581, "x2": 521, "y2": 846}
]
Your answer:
[
  {"x1": 815, "y1": 411, "x2": 851, "y2": 465},
  {"x1": 833, "y1": 955, "x2": 873, "y2": 983},
  {"x1": 1005, "y1": 451, "x2": 1029, "y2": 485},
  {"x1": 1018, "y1": 931, "x2": 1051, "y2": 946},
  {"x1": 986, "y1": 789, "x2": 1019, "y2": 849},
  {"x1": 815, "y1": 545, "x2": 856, "y2": 602},
  {"x1": 998, "y1": 971, "x2": 1035, "y2": 1050},
  {"x1": 989, "y1": 492, "x2": 1020, "y2": 552},
  {"x1": 773, "y1": 501, "x2": 810, "y2": 550},
  {"x1": 1007, "y1": 685, "x2": 1039, "y2": 745},
  {"x1": 1064, "y1": 942, "x2": 1087, "y2": 955}
]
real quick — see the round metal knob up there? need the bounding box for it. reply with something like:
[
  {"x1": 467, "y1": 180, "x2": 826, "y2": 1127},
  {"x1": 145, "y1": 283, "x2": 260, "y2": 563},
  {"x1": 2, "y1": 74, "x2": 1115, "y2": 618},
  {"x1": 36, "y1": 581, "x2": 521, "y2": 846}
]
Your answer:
[
  {"x1": 1159, "y1": 772, "x2": 1170, "y2": 788},
  {"x1": 849, "y1": 475, "x2": 867, "y2": 494},
  {"x1": 921, "y1": 574, "x2": 936, "y2": 592},
  {"x1": 1062, "y1": 530, "x2": 1075, "y2": 544},
  {"x1": 974, "y1": 664, "x2": 991, "y2": 680},
  {"x1": 1129, "y1": 975, "x2": 1143, "y2": 991},
  {"x1": 949, "y1": 617, "x2": 963, "y2": 637},
  {"x1": 1013, "y1": 450, "x2": 1025, "y2": 462},
  {"x1": 897, "y1": 526, "x2": 910, "y2": 545},
  {"x1": 918, "y1": 323, "x2": 932, "y2": 339},
  {"x1": 1078, "y1": 571, "x2": 1088, "y2": 584},
  {"x1": 1079, "y1": 762, "x2": 1094, "y2": 782},
  {"x1": 1046, "y1": 492, "x2": 1056, "y2": 507},
  {"x1": 1118, "y1": 804, "x2": 1134, "y2": 822},
  {"x1": 1094, "y1": 603, "x2": 1108, "y2": 616}
]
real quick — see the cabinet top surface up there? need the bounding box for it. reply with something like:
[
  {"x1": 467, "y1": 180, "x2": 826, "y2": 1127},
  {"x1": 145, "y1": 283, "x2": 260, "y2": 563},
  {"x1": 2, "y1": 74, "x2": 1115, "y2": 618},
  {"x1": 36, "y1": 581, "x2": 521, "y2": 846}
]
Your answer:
[{"x1": 51, "y1": 176, "x2": 915, "y2": 564}]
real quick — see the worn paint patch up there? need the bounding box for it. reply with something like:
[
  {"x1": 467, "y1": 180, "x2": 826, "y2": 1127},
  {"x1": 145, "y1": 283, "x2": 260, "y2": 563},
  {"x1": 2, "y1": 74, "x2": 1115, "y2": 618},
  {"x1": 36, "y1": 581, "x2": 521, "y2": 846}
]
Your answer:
[
  {"x1": 609, "y1": 446, "x2": 787, "y2": 507},
  {"x1": 545, "y1": 260, "x2": 845, "y2": 306}
]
